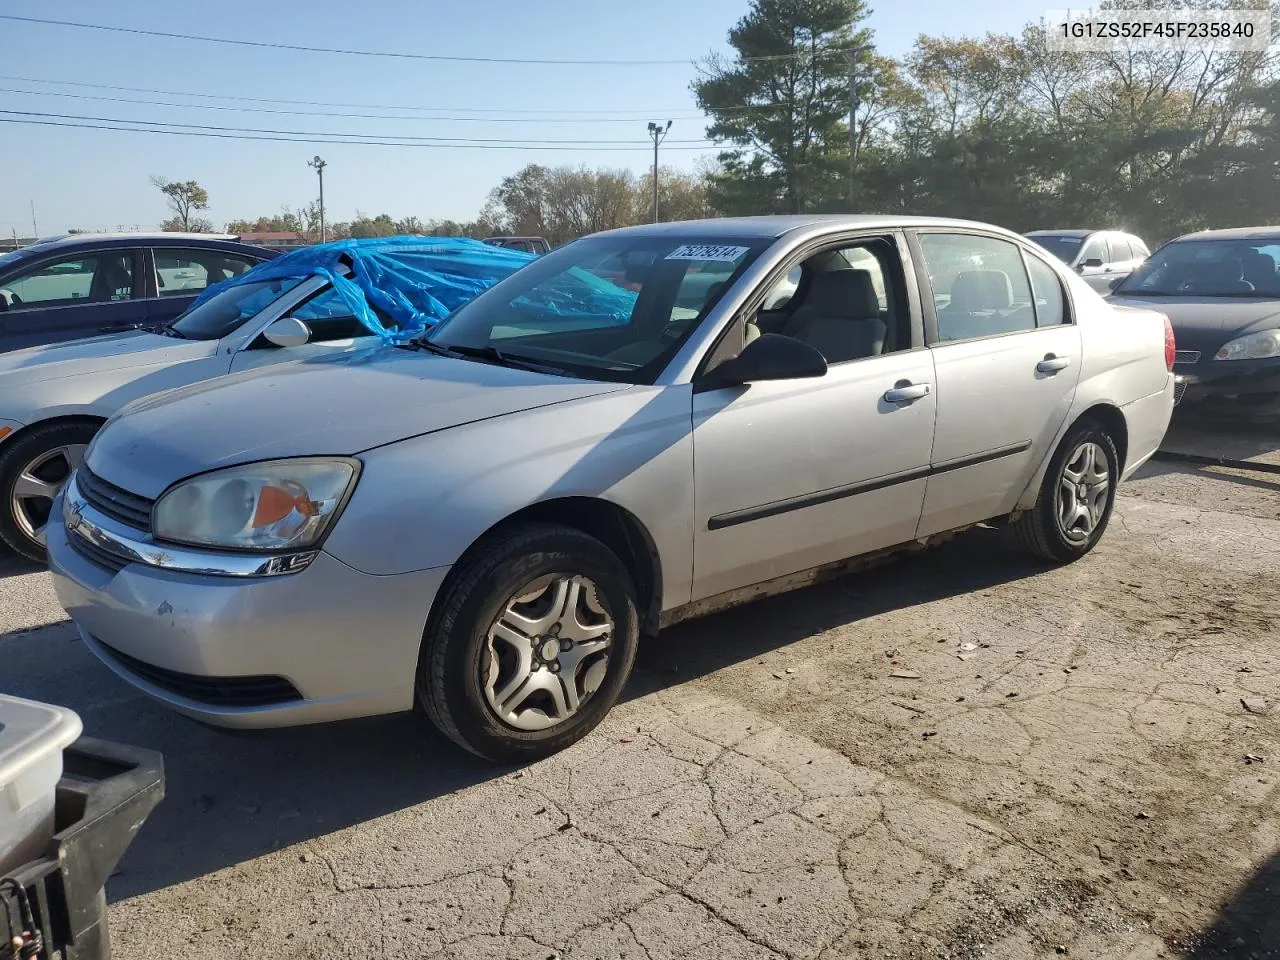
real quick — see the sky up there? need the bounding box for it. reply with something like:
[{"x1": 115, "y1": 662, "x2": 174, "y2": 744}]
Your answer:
[{"x1": 0, "y1": 0, "x2": 1043, "y2": 236}]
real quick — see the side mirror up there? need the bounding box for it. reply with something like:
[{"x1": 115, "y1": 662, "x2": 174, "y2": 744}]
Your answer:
[
  {"x1": 1107, "y1": 276, "x2": 1124, "y2": 291},
  {"x1": 262, "y1": 316, "x2": 311, "y2": 348},
  {"x1": 700, "y1": 333, "x2": 827, "y2": 389},
  {"x1": 1081, "y1": 257, "x2": 1104, "y2": 270}
]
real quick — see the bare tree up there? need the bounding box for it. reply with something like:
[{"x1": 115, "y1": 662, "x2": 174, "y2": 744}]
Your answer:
[{"x1": 151, "y1": 176, "x2": 210, "y2": 231}]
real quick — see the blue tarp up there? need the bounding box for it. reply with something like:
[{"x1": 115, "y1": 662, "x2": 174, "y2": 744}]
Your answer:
[{"x1": 193, "y1": 236, "x2": 537, "y2": 343}]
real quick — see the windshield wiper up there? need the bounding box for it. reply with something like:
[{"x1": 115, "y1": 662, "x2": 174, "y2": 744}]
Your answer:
[
  {"x1": 138, "y1": 322, "x2": 187, "y2": 338},
  {"x1": 403, "y1": 339, "x2": 570, "y2": 375}
]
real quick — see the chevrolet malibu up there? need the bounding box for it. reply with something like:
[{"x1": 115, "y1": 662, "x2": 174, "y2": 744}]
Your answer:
[{"x1": 47, "y1": 216, "x2": 1177, "y2": 762}]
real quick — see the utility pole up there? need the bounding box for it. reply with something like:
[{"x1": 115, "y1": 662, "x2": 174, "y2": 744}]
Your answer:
[
  {"x1": 646, "y1": 121, "x2": 672, "y2": 223},
  {"x1": 29, "y1": 199, "x2": 37, "y2": 238},
  {"x1": 847, "y1": 43, "x2": 872, "y2": 209},
  {"x1": 308, "y1": 155, "x2": 327, "y2": 243}
]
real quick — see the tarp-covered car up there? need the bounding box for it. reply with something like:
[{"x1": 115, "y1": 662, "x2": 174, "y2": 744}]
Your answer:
[{"x1": 0, "y1": 237, "x2": 535, "y2": 562}]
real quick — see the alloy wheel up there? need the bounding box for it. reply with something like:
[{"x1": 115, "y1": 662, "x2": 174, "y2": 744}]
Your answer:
[
  {"x1": 10, "y1": 444, "x2": 87, "y2": 545},
  {"x1": 482, "y1": 574, "x2": 614, "y2": 731},
  {"x1": 1055, "y1": 440, "x2": 1110, "y2": 544}
]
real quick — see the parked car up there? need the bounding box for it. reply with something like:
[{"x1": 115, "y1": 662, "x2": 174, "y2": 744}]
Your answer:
[
  {"x1": 1109, "y1": 226, "x2": 1280, "y2": 419},
  {"x1": 0, "y1": 234, "x2": 279, "y2": 353},
  {"x1": 0, "y1": 237, "x2": 535, "y2": 562},
  {"x1": 484, "y1": 236, "x2": 552, "y2": 255},
  {"x1": 1025, "y1": 229, "x2": 1150, "y2": 293},
  {"x1": 46, "y1": 215, "x2": 1175, "y2": 762}
]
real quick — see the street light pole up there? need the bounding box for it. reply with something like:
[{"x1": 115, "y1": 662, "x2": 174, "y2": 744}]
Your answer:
[
  {"x1": 646, "y1": 121, "x2": 672, "y2": 223},
  {"x1": 308, "y1": 155, "x2": 327, "y2": 243}
]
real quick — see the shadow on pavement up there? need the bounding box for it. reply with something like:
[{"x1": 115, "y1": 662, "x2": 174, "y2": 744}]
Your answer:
[
  {"x1": 0, "y1": 550, "x2": 41, "y2": 581},
  {"x1": 630, "y1": 525, "x2": 1045, "y2": 696},
  {"x1": 1191, "y1": 850, "x2": 1280, "y2": 958},
  {"x1": 2, "y1": 526, "x2": 1042, "y2": 904},
  {"x1": 1133, "y1": 458, "x2": 1280, "y2": 494}
]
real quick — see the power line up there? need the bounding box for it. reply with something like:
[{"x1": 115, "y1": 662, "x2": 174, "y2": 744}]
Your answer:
[
  {"x1": 0, "y1": 86, "x2": 711, "y2": 124},
  {"x1": 0, "y1": 74, "x2": 773, "y2": 116},
  {"x1": 0, "y1": 15, "x2": 823, "y2": 66},
  {"x1": 0, "y1": 108, "x2": 716, "y2": 145},
  {"x1": 0, "y1": 116, "x2": 718, "y2": 151}
]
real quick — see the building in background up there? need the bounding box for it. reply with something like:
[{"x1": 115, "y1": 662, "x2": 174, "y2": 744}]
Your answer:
[{"x1": 236, "y1": 231, "x2": 310, "y2": 250}]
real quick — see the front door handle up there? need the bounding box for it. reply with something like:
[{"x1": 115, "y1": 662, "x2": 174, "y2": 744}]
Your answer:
[
  {"x1": 883, "y1": 381, "x2": 932, "y2": 403},
  {"x1": 1036, "y1": 355, "x2": 1072, "y2": 374}
]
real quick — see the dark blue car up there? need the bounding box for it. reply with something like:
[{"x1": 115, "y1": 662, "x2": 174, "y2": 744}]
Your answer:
[{"x1": 0, "y1": 233, "x2": 279, "y2": 352}]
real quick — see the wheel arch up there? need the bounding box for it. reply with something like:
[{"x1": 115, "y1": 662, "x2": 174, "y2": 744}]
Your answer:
[
  {"x1": 1014, "y1": 402, "x2": 1130, "y2": 512},
  {"x1": 435, "y1": 496, "x2": 664, "y2": 638},
  {"x1": 0, "y1": 413, "x2": 108, "y2": 455}
]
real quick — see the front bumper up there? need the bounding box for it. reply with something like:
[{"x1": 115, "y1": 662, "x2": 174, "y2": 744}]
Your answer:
[
  {"x1": 1173, "y1": 356, "x2": 1280, "y2": 418},
  {"x1": 47, "y1": 490, "x2": 449, "y2": 729}
]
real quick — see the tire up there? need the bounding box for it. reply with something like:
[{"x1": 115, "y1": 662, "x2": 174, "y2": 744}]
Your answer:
[
  {"x1": 417, "y1": 522, "x2": 640, "y2": 763},
  {"x1": 0, "y1": 421, "x2": 98, "y2": 563},
  {"x1": 1012, "y1": 418, "x2": 1120, "y2": 564}
]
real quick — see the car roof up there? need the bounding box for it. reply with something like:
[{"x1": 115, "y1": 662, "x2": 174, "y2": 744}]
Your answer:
[
  {"x1": 596, "y1": 214, "x2": 1029, "y2": 241},
  {"x1": 0, "y1": 233, "x2": 276, "y2": 265},
  {"x1": 1171, "y1": 226, "x2": 1280, "y2": 243},
  {"x1": 1025, "y1": 229, "x2": 1098, "y2": 238}
]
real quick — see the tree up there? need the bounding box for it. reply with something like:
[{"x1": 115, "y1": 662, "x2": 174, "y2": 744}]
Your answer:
[
  {"x1": 346, "y1": 212, "x2": 398, "y2": 239},
  {"x1": 483, "y1": 165, "x2": 645, "y2": 244},
  {"x1": 694, "y1": 0, "x2": 875, "y2": 214},
  {"x1": 636, "y1": 168, "x2": 714, "y2": 221},
  {"x1": 151, "y1": 176, "x2": 211, "y2": 231}
]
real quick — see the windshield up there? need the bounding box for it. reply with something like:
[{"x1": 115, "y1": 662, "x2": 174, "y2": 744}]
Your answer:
[
  {"x1": 170, "y1": 276, "x2": 307, "y2": 340},
  {"x1": 1115, "y1": 239, "x2": 1280, "y2": 297},
  {"x1": 425, "y1": 235, "x2": 770, "y2": 382},
  {"x1": 1028, "y1": 234, "x2": 1085, "y2": 264}
]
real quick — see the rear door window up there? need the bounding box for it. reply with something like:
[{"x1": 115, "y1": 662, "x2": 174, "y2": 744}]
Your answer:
[
  {"x1": 917, "y1": 233, "x2": 1037, "y2": 342},
  {"x1": 154, "y1": 248, "x2": 258, "y2": 297}
]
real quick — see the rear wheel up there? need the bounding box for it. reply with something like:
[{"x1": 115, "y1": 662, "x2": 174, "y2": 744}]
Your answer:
[
  {"x1": 1013, "y1": 419, "x2": 1119, "y2": 563},
  {"x1": 417, "y1": 523, "x2": 640, "y2": 763},
  {"x1": 0, "y1": 422, "x2": 97, "y2": 563}
]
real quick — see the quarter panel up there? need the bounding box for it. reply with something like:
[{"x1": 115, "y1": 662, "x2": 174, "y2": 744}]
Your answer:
[{"x1": 324, "y1": 385, "x2": 696, "y2": 607}]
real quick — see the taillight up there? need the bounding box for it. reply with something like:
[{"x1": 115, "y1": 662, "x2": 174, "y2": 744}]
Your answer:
[{"x1": 1162, "y1": 315, "x2": 1176, "y2": 371}]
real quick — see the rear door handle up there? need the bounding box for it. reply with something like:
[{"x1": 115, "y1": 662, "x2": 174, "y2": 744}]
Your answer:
[
  {"x1": 1036, "y1": 355, "x2": 1072, "y2": 373},
  {"x1": 883, "y1": 382, "x2": 932, "y2": 403}
]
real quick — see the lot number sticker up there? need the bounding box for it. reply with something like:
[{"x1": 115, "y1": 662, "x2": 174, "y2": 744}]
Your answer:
[{"x1": 665, "y1": 244, "x2": 750, "y2": 262}]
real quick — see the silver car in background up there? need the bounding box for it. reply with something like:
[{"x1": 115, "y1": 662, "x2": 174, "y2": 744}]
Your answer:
[
  {"x1": 1026, "y1": 229, "x2": 1150, "y2": 293},
  {"x1": 47, "y1": 215, "x2": 1176, "y2": 763}
]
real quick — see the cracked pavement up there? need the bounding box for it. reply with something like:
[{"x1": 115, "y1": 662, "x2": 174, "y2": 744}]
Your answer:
[{"x1": 1, "y1": 422, "x2": 1277, "y2": 959}]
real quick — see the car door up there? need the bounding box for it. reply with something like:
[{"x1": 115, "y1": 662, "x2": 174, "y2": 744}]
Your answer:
[
  {"x1": 145, "y1": 246, "x2": 263, "y2": 326},
  {"x1": 1075, "y1": 234, "x2": 1113, "y2": 292},
  {"x1": 909, "y1": 230, "x2": 1082, "y2": 538},
  {"x1": 227, "y1": 281, "x2": 381, "y2": 374},
  {"x1": 690, "y1": 232, "x2": 937, "y2": 601},
  {"x1": 0, "y1": 248, "x2": 145, "y2": 350}
]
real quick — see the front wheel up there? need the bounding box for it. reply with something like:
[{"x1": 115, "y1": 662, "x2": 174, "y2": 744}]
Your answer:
[
  {"x1": 1012, "y1": 419, "x2": 1120, "y2": 563},
  {"x1": 0, "y1": 422, "x2": 98, "y2": 563},
  {"x1": 416, "y1": 523, "x2": 640, "y2": 763}
]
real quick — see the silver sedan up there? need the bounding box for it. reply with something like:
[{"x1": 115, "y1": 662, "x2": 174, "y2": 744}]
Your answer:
[{"x1": 47, "y1": 216, "x2": 1177, "y2": 762}]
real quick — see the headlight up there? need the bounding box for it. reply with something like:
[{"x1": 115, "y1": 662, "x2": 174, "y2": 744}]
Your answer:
[
  {"x1": 152, "y1": 458, "x2": 359, "y2": 551},
  {"x1": 1214, "y1": 328, "x2": 1280, "y2": 361}
]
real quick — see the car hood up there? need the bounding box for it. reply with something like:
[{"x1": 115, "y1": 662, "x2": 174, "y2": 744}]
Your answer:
[
  {"x1": 0, "y1": 330, "x2": 200, "y2": 385},
  {"x1": 87, "y1": 346, "x2": 631, "y2": 498},
  {"x1": 1107, "y1": 296, "x2": 1280, "y2": 353}
]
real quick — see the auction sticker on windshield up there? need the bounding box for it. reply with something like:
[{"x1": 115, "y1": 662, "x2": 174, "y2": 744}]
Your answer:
[{"x1": 665, "y1": 244, "x2": 750, "y2": 262}]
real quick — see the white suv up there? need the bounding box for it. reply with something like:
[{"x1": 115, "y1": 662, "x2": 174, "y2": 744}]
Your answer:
[{"x1": 1025, "y1": 230, "x2": 1150, "y2": 293}]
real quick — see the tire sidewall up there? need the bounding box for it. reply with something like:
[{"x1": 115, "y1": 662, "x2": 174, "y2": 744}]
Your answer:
[
  {"x1": 423, "y1": 527, "x2": 639, "y2": 762},
  {"x1": 1042, "y1": 421, "x2": 1120, "y2": 558},
  {"x1": 0, "y1": 422, "x2": 98, "y2": 563}
]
